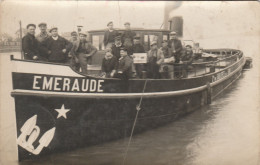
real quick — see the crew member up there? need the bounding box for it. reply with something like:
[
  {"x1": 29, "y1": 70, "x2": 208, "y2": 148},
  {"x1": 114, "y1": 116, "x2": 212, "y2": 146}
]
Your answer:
[
  {"x1": 168, "y1": 31, "x2": 183, "y2": 63},
  {"x1": 22, "y1": 24, "x2": 39, "y2": 60},
  {"x1": 116, "y1": 47, "x2": 133, "y2": 80},
  {"x1": 111, "y1": 35, "x2": 123, "y2": 60},
  {"x1": 101, "y1": 50, "x2": 118, "y2": 78},
  {"x1": 45, "y1": 27, "x2": 70, "y2": 63},
  {"x1": 36, "y1": 22, "x2": 50, "y2": 61},
  {"x1": 36, "y1": 22, "x2": 50, "y2": 43},
  {"x1": 71, "y1": 32, "x2": 97, "y2": 74},
  {"x1": 160, "y1": 40, "x2": 175, "y2": 79},
  {"x1": 103, "y1": 21, "x2": 118, "y2": 49},
  {"x1": 132, "y1": 35, "x2": 145, "y2": 78},
  {"x1": 67, "y1": 31, "x2": 80, "y2": 71},
  {"x1": 147, "y1": 41, "x2": 164, "y2": 79},
  {"x1": 180, "y1": 45, "x2": 194, "y2": 78},
  {"x1": 121, "y1": 22, "x2": 136, "y2": 45}
]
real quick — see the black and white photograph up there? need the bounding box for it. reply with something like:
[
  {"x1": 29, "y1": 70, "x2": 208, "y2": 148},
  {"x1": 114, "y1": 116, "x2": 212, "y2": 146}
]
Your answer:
[{"x1": 0, "y1": 1, "x2": 259, "y2": 165}]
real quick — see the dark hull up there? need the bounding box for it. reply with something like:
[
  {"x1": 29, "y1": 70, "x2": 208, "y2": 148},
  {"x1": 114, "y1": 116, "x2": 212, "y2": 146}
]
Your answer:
[{"x1": 11, "y1": 49, "x2": 245, "y2": 160}]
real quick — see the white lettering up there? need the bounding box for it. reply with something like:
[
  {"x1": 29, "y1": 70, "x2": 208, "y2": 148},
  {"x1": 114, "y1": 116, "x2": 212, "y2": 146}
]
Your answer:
[
  {"x1": 90, "y1": 80, "x2": 96, "y2": 92},
  {"x1": 63, "y1": 78, "x2": 70, "y2": 91},
  {"x1": 97, "y1": 80, "x2": 104, "y2": 92},
  {"x1": 71, "y1": 79, "x2": 80, "y2": 91},
  {"x1": 42, "y1": 77, "x2": 53, "y2": 90},
  {"x1": 82, "y1": 79, "x2": 89, "y2": 92},
  {"x1": 33, "y1": 76, "x2": 42, "y2": 89},
  {"x1": 54, "y1": 77, "x2": 62, "y2": 91}
]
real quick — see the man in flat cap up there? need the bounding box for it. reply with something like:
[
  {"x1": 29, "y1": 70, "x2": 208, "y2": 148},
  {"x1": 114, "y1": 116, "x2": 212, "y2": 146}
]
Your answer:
[
  {"x1": 132, "y1": 35, "x2": 145, "y2": 78},
  {"x1": 71, "y1": 32, "x2": 97, "y2": 74},
  {"x1": 36, "y1": 22, "x2": 50, "y2": 61},
  {"x1": 160, "y1": 40, "x2": 175, "y2": 79},
  {"x1": 36, "y1": 23, "x2": 50, "y2": 43},
  {"x1": 45, "y1": 27, "x2": 70, "y2": 63},
  {"x1": 103, "y1": 21, "x2": 118, "y2": 49},
  {"x1": 111, "y1": 35, "x2": 123, "y2": 60},
  {"x1": 22, "y1": 24, "x2": 40, "y2": 60},
  {"x1": 67, "y1": 31, "x2": 80, "y2": 71},
  {"x1": 121, "y1": 22, "x2": 136, "y2": 45},
  {"x1": 147, "y1": 41, "x2": 164, "y2": 79},
  {"x1": 168, "y1": 31, "x2": 183, "y2": 63}
]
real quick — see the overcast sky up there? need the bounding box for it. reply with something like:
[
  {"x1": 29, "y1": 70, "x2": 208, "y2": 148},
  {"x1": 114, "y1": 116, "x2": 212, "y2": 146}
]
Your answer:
[
  {"x1": 0, "y1": 1, "x2": 165, "y2": 36},
  {"x1": 0, "y1": 1, "x2": 259, "y2": 39}
]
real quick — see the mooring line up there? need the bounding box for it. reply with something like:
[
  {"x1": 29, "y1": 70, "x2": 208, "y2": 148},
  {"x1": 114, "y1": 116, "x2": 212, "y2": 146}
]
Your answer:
[{"x1": 122, "y1": 79, "x2": 148, "y2": 165}]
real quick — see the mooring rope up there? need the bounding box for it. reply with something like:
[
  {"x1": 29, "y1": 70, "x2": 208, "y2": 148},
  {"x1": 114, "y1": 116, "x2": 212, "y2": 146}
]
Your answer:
[{"x1": 122, "y1": 79, "x2": 148, "y2": 165}]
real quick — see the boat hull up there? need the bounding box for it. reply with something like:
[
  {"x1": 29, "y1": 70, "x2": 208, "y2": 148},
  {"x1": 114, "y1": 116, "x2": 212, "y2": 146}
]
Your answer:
[{"x1": 11, "y1": 49, "x2": 245, "y2": 160}]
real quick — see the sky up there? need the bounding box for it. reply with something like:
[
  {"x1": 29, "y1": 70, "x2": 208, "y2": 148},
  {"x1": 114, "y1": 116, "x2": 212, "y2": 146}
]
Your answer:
[{"x1": 0, "y1": 1, "x2": 165, "y2": 36}]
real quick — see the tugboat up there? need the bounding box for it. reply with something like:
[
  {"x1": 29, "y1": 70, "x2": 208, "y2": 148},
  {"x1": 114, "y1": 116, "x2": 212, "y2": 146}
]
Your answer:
[{"x1": 11, "y1": 28, "x2": 249, "y2": 160}]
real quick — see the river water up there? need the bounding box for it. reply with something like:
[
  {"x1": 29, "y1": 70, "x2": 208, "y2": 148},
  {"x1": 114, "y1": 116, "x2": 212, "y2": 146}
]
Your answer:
[{"x1": 0, "y1": 36, "x2": 259, "y2": 165}]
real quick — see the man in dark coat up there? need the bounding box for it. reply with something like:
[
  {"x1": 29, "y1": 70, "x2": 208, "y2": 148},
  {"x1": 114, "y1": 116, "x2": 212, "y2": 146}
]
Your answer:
[
  {"x1": 168, "y1": 31, "x2": 183, "y2": 63},
  {"x1": 132, "y1": 35, "x2": 145, "y2": 78},
  {"x1": 71, "y1": 32, "x2": 97, "y2": 74},
  {"x1": 116, "y1": 47, "x2": 133, "y2": 80},
  {"x1": 160, "y1": 40, "x2": 175, "y2": 79},
  {"x1": 101, "y1": 51, "x2": 118, "y2": 78},
  {"x1": 121, "y1": 22, "x2": 136, "y2": 45},
  {"x1": 36, "y1": 22, "x2": 50, "y2": 61},
  {"x1": 22, "y1": 24, "x2": 40, "y2": 60},
  {"x1": 103, "y1": 21, "x2": 119, "y2": 49},
  {"x1": 45, "y1": 27, "x2": 70, "y2": 63},
  {"x1": 67, "y1": 31, "x2": 80, "y2": 71},
  {"x1": 111, "y1": 35, "x2": 123, "y2": 60},
  {"x1": 180, "y1": 45, "x2": 194, "y2": 78}
]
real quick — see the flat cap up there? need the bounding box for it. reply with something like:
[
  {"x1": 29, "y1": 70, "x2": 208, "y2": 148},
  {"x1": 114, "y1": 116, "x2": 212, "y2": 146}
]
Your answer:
[
  {"x1": 79, "y1": 32, "x2": 87, "y2": 36},
  {"x1": 49, "y1": 27, "x2": 58, "y2": 33},
  {"x1": 38, "y1": 22, "x2": 47, "y2": 27},
  {"x1": 107, "y1": 21, "x2": 113, "y2": 26},
  {"x1": 124, "y1": 22, "x2": 130, "y2": 25},
  {"x1": 26, "y1": 24, "x2": 36, "y2": 29},
  {"x1": 185, "y1": 45, "x2": 192, "y2": 48},
  {"x1": 169, "y1": 31, "x2": 177, "y2": 35},
  {"x1": 71, "y1": 31, "x2": 77, "y2": 36},
  {"x1": 150, "y1": 40, "x2": 157, "y2": 46}
]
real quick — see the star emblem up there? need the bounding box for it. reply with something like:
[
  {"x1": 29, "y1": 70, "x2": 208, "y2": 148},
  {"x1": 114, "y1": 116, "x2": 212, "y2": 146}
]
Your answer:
[{"x1": 55, "y1": 104, "x2": 70, "y2": 119}]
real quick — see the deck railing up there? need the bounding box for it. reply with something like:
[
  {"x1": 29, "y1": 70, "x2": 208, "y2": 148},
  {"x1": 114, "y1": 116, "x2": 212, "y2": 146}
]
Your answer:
[{"x1": 168, "y1": 50, "x2": 242, "y2": 79}]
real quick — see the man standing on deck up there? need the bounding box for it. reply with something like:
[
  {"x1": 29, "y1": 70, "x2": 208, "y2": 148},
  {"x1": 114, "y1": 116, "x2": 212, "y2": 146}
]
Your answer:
[
  {"x1": 132, "y1": 35, "x2": 145, "y2": 78},
  {"x1": 168, "y1": 31, "x2": 183, "y2": 63},
  {"x1": 160, "y1": 40, "x2": 175, "y2": 79},
  {"x1": 22, "y1": 24, "x2": 39, "y2": 60},
  {"x1": 71, "y1": 32, "x2": 97, "y2": 74},
  {"x1": 36, "y1": 22, "x2": 50, "y2": 61},
  {"x1": 103, "y1": 21, "x2": 119, "y2": 49},
  {"x1": 67, "y1": 31, "x2": 80, "y2": 71},
  {"x1": 45, "y1": 27, "x2": 70, "y2": 63},
  {"x1": 168, "y1": 31, "x2": 183, "y2": 78},
  {"x1": 121, "y1": 22, "x2": 136, "y2": 45}
]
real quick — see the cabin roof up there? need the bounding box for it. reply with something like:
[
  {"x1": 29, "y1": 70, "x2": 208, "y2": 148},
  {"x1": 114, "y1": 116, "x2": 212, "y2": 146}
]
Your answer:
[{"x1": 88, "y1": 28, "x2": 171, "y2": 33}]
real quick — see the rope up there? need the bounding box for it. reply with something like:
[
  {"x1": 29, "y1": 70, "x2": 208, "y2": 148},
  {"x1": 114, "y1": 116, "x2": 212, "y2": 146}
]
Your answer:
[{"x1": 122, "y1": 79, "x2": 148, "y2": 165}]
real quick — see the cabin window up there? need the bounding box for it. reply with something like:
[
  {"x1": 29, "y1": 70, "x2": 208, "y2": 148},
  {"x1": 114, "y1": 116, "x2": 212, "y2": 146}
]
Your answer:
[
  {"x1": 92, "y1": 35, "x2": 104, "y2": 50},
  {"x1": 143, "y1": 34, "x2": 160, "y2": 51}
]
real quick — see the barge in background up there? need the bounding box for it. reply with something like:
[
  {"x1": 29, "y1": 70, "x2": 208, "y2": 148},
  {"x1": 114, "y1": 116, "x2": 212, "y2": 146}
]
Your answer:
[{"x1": 11, "y1": 28, "x2": 251, "y2": 161}]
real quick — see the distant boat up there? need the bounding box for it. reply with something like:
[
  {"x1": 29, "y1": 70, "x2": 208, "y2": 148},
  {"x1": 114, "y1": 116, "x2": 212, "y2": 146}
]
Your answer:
[{"x1": 10, "y1": 28, "x2": 250, "y2": 161}]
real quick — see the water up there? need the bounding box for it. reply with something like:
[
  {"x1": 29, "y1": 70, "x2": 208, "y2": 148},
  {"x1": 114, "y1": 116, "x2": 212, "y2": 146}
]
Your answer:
[{"x1": 0, "y1": 36, "x2": 259, "y2": 165}]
